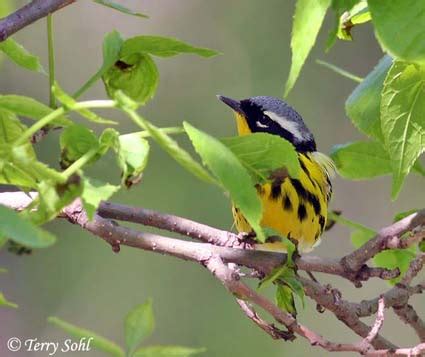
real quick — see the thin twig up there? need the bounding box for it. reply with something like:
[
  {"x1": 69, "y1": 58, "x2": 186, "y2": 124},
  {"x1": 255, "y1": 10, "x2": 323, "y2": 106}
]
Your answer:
[
  {"x1": 236, "y1": 299, "x2": 295, "y2": 340},
  {"x1": 0, "y1": 0, "x2": 76, "y2": 42}
]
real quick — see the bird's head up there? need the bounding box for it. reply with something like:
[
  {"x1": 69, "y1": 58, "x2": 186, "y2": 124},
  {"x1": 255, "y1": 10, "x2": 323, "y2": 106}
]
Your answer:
[{"x1": 218, "y1": 95, "x2": 316, "y2": 152}]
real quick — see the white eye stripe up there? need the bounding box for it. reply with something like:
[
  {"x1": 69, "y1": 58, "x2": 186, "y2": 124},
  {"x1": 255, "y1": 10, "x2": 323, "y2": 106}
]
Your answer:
[
  {"x1": 256, "y1": 121, "x2": 269, "y2": 128},
  {"x1": 263, "y1": 110, "x2": 304, "y2": 140}
]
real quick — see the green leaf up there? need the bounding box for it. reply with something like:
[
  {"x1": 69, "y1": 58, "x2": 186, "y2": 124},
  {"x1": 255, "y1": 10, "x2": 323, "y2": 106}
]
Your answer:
[
  {"x1": 117, "y1": 103, "x2": 217, "y2": 186},
  {"x1": 351, "y1": 229, "x2": 416, "y2": 284},
  {"x1": 221, "y1": 133, "x2": 300, "y2": 183},
  {"x1": 346, "y1": 55, "x2": 392, "y2": 143},
  {"x1": 74, "y1": 30, "x2": 124, "y2": 99},
  {"x1": 28, "y1": 177, "x2": 83, "y2": 225},
  {"x1": 368, "y1": 0, "x2": 425, "y2": 64},
  {"x1": 125, "y1": 300, "x2": 155, "y2": 356},
  {"x1": 0, "y1": 95, "x2": 71, "y2": 126},
  {"x1": 380, "y1": 61, "x2": 425, "y2": 199},
  {"x1": 0, "y1": 38, "x2": 44, "y2": 72},
  {"x1": 331, "y1": 140, "x2": 392, "y2": 179},
  {"x1": 184, "y1": 122, "x2": 264, "y2": 242},
  {"x1": 0, "y1": 292, "x2": 17, "y2": 308},
  {"x1": 134, "y1": 346, "x2": 205, "y2": 357},
  {"x1": 393, "y1": 209, "x2": 420, "y2": 223},
  {"x1": 120, "y1": 36, "x2": 219, "y2": 58},
  {"x1": 93, "y1": 0, "x2": 148, "y2": 18},
  {"x1": 103, "y1": 53, "x2": 159, "y2": 104},
  {"x1": 49, "y1": 316, "x2": 124, "y2": 357},
  {"x1": 332, "y1": 141, "x2": 425, "y2": 180},
  {"x1": 280, "y1": 268, "x2": 305, "y2": 308},
  {"x1": 53, "y1": 83, "x2": 117, "y2": 124},
  {"x1": 336, "y1": 0, "x2": 370, "y2": 41},
  {"x1": 60, "y1": 124, "x2": 99, "y2": 169},
  {"x1": 117, "y1": 133, "x2": 150, "y2": 187},
  {"x1": 285, "y1": 0, "x2": 331, "y2": 96},
  {"x1": 275, "y1": 284, "x2": 296, "y2": 316},
  {"x1": 0, "y1": 235, "x2": 8, "y2": 250},
  {"x1": 82, "y1": 178, "x2": 119, "y2": 220},
  {"x1": 0, "y1": 109, "x2": 37, "y2": 188},
  {"x1": 326, "y1": 0, "x2": 360, "y2": 48},
  {"x1": 0, "y1": 205, "x2": 56, "y2": 248},
  {"x1": 258, "y1": 265, "x2": 287, "y2": 290}
]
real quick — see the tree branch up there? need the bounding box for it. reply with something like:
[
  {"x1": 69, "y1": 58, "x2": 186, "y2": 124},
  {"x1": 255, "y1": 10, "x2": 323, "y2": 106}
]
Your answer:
[
  {"x1": 393, "y1": 304, "x2": 425, "y2": 342},
  {"x1": 341, "y1": 209, "x2": 425, "y2": 273},
  {"x1": 0, "y1": 0, "x2": 76, "y2": 42},
  {"x1": 0, "y1": 191, "x2": 424, "y2": 355}
]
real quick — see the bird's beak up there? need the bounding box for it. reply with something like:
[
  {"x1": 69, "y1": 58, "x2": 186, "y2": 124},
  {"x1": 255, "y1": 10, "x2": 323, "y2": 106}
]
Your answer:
[{"x1": 217, "y1": 95, "x2": 242, "y2": 113}]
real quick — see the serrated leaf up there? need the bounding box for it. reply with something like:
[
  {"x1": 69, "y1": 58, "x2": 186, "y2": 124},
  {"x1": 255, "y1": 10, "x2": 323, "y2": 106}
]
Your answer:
[
  {"x1": 346, "y1": 55, "x2": 392, "y2": 143},
  {"x1": 82, "y1": 178, "x2": 119, "y2": 220},
  {"x1": 117, "y1": 133, "x2": 150, "y2": 187},
  {"x1": 285, "y1": 0, "x2": 331, "y2": 96},
  {"x1": 221, "y1": 133, "x2": 300, "y2": 183},
  {"x1": 0, "y1": 38, "x2": 44, "y2": 72},
  {"x1": 332, "y1": 140, "x2": 424, "y2": 180},
  {"x1": 60, "y1": 124, "x2": 99, "y2": 169},
  {"x1": 0, "y1": 292, "x2": 17, "y2": 308},
  {"x1": 49, "y1": 316, "x2": 124, "y2": 357},
  {"x1": 275, "y1": 284, "x2": 296, "y2": 316},
  {"x1": 0, "y1": 109, "x2": 37, "y2": 187},
  {"x1": 134, "y1": 346, "x2": 205, "y2": 357},
  {"x1": 53, "y1": 83, "x2": 117, "y2": 124},
  {"x1": 351, "y1": 229, "x2": 415, "y2": 284},
  {"x1": 368, "y1": 0, "x2": 425, "y2": 64},
  {"x1": 117, "y1": 104, "x2": 216, "y2": 186},
  {"x1": 103, "y1": 53, "x2": 159, "y2": 104},
  {"x1": 125, "y1": 300, "x2": 155, "y2": 356},
  {"x1": 0, "y1": 95, "x2": 71, "y2": 126},
  {"x1": 184, "y1": 122, "x2": 264, "y2": 241},
  {"x1": 93, "y1": 0, "x2": 148, "y2": 18},
  {"x1": 120, "y1": 36, "x2": 219, "y2": 58},
  {"x1": 0, "y1": 205, "x2": 55, "y2": 248},
  {"x1": 380, "y1": 61, "x2": 425, "y2": 199},
  {"x1": 74, "y1": 30, "x2": 124, "y2": 99}
]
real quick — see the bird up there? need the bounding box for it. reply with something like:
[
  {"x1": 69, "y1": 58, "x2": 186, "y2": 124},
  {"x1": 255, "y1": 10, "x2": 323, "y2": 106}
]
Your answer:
[{"x1": 218, "y1": 95, "x2": 335, "y2": 253}]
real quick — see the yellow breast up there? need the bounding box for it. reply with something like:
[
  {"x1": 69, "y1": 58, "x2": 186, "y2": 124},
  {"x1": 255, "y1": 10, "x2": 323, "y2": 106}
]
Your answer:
[{"x1": 232, "y1": 153, "x2": 331, "y2": 252}]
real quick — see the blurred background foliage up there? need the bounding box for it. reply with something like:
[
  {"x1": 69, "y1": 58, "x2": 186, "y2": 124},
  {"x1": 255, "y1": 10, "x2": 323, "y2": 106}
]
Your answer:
[{"x1": 0, "y1": 0, "x2": 423, "y2": 356}]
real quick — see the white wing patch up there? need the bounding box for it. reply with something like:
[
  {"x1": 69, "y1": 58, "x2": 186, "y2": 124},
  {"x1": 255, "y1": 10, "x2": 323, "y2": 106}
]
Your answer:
[{"x1": 263, "y1": 110, "x2": 304, "y2": 141}]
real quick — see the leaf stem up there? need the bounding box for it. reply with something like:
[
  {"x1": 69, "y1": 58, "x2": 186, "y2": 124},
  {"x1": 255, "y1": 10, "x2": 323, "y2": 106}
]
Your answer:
[
  {"x1": 47, "y1": 14, "x2": 56, "y2": 108},
  {"x1": 316, "y1": 60, "x2": 363, "y2": 83},
  {"x1": 137, "y1": 126, "x2": 185, "y2": 138},
  {"x1": 15, "y1": 100, "x2": 116, "y2": 145},
  {"x1": 61, "y1": 148, "x2": 99, "y2": 179},
  {"x1": 73, "y1": 69, "x2": 102, "y2": 99},
  {"x1": 328, "y1": 211, "x2": 375, "y2": 234}
]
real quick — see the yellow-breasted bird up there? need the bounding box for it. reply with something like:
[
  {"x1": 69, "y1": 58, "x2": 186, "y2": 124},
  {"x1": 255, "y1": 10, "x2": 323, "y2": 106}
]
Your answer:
[{"x1": 218, "y1": 95, "x2": 335, "y2": 253}]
